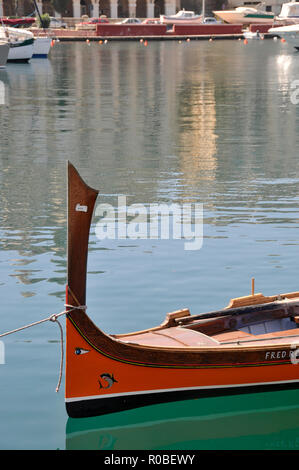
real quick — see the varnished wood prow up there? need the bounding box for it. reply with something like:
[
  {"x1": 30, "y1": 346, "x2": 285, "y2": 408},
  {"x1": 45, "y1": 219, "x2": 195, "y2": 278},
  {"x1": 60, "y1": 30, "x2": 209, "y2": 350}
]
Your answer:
[{"x1": 67, "y1": 162, "x2": 99, "y2": 307}]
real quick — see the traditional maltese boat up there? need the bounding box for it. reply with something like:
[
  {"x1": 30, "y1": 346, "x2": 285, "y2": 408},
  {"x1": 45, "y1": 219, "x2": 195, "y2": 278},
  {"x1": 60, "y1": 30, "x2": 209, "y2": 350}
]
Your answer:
[{"x1": 65, "y1": 162, "x2": 299, "y2": 418}]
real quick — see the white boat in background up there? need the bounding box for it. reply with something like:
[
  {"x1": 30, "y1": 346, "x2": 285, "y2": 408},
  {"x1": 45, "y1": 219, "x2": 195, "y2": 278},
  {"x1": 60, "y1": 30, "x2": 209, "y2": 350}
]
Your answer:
[
  {"x1": 0, "y1": 27, "x2": 34, "y2": 62},
  {"x1": 243, "y1": 30, "x2": 264, "y2": 39},
  {"x1": 213, "y1": 7, "x2": 275, "y2": 24},
  {"x1": 269, "y1": 24, "x2": 299, "y2": 48},
  {"x1": 0, "y1": 40, "x2": 9, "y2": 67},
  {"x1": 275, "y1": 2, "x2": 299, "y2": 24},
  {"x1": 32, "y1": 36, "x2": 52, "y2": 58},
  {"x1": 160, "y1": 10, "x2": 203, "y2": 25}
]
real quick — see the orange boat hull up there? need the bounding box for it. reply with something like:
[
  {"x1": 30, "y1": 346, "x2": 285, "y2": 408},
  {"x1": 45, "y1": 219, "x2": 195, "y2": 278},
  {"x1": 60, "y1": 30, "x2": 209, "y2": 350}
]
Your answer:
[{"x1": 65, "y1": 315, "x2": 299, "y2": 418}]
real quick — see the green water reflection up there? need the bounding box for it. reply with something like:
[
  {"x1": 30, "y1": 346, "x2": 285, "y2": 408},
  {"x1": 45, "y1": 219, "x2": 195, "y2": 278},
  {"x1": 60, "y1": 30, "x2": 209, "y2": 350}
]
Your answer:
[{"x1": 66, "y1": 390, "x2": 299, "y2": 450}]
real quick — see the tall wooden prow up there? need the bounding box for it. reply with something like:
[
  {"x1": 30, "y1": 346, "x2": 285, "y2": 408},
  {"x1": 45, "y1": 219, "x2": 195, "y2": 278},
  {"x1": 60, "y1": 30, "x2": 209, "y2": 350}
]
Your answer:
[{"x1": 66, "y1": 162, "x2": 99, "y2": 310}]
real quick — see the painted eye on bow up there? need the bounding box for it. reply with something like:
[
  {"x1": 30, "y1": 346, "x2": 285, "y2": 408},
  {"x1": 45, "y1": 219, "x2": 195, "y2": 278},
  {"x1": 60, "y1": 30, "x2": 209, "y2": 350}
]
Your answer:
[{"x1": 75, "y1": 348, "x2": 90, "y2": 355}]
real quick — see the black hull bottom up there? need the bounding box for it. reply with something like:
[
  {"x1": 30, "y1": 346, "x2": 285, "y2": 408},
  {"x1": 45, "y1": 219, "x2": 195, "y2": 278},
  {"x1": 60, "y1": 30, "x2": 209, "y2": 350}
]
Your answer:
[{"x1": 66, "y1": 381, "x2": 299, "y2": 418}]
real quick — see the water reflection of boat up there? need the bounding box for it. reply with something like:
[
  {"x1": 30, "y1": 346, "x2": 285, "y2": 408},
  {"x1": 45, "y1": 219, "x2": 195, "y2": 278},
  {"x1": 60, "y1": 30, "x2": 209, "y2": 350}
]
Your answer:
[
  {"x1": 66, "y1": 390, "x2": 299, "y2": 450},
  {"x1": 213, "y1": 7, "x2": 275, "y2": 25}
]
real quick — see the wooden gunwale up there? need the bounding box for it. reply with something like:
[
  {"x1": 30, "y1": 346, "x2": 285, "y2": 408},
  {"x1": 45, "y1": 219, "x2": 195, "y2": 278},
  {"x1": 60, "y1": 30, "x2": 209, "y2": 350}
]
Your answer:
[{"x1": 66, "y1": 305, "x2": 299, "y2": 369}]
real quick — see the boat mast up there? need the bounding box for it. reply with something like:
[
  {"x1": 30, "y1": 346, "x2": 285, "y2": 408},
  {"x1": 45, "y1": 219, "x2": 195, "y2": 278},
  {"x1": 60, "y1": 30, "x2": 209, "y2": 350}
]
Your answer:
[
  {"x1": 31, "y1": 0, "x2": 45, "y2": 30},
  {"x1": 67, "y1": 162, "x2": 99, "y2": 307}
]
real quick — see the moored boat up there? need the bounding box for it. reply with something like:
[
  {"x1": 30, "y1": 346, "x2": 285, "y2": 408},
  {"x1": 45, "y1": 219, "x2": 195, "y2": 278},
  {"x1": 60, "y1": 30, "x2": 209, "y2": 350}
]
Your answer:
[
  {"x1": 0, "y1": 27, "x2": 34, "y2": 62},
  {"x1": 32, "y1": 36, "x2": 52, "y2": 58},
  {"x1": 213, "y1": 6, "x2": 275, "y2": 25},
  {"x1": 269, "y1": 23, "x2": 299, "y2": 48},
  {"x1": 275, "y1": 2, "x2": 299, "y2": 24},
  {"x1": 160, "y1": 10, "x2": 203, "y2": 25},
  {"x1": 65, "y1": 162, "x2": 299, "y2": 419},
  {"x1": 243, "y1": 30, "x2": 264, "y2": 39},
  {"x1": 0, "y1": 40, "x2": 9, "y2": 68}
]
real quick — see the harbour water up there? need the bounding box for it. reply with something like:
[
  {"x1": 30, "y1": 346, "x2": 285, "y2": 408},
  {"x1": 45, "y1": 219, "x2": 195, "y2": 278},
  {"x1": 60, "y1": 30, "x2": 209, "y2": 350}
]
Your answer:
[{"x1": 0, "y1": 39, "x2": 299, "y2": 449}]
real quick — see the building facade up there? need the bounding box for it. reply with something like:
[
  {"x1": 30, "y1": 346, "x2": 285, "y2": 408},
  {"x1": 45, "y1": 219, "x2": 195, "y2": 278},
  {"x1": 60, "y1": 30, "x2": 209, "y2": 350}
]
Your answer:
[{"x1": 0, "y1": 0, "x2": 286, "y2": 18}]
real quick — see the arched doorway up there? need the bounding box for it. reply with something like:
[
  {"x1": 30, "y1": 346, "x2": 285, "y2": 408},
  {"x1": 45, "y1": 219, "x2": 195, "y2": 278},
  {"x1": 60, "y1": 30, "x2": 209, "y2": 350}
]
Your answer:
[
  {"x1": 118, "y1": 0, "x2": 129, "y2": 18},
  {"x1": 80, "y1": 0, "x2": 92, "y2": 16},
  {"x1": 23, "y1": 0, "x2": 36, "y2": 15},
  {"x1": 99, "y1": 0, "x2": 110, "y2": 17},
  {"x1": 136, "y1": 0, "x2": 146, "y2": 18},
  {"x1": 42, "y1": 0, "x2": 55, "y2": 15},
  {"x1": 154, "y1": 0, "x2": 164, "y2": 16},
  {"x1": 181, "y1": 0, "x2": 199, "y2": 13},
  {"x1": 3, "y1": 0, "x2": 16, "y2": 16}
]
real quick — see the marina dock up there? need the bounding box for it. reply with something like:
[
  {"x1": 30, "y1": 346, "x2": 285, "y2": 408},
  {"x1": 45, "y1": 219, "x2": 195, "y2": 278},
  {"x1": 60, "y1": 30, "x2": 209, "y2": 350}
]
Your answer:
[{"x1": 34, "y1": 23, "x2": 276, "y2": 42}]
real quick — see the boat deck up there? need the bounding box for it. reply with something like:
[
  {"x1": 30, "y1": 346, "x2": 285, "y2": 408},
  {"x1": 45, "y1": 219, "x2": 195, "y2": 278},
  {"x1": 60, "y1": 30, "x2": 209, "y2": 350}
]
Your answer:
[
  {"x1": 117, "y1": 325, "x2": 299, "y2": 348},
  {"x1": 115, "y1": 294, "x2": 299, "y2": 349}
]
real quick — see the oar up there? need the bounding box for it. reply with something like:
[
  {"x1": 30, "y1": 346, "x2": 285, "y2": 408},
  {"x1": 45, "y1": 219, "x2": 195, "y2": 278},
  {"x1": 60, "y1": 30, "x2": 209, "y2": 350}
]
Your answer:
[{"x1": 177, "y1": 298, "x2": 299, "y2": 326}]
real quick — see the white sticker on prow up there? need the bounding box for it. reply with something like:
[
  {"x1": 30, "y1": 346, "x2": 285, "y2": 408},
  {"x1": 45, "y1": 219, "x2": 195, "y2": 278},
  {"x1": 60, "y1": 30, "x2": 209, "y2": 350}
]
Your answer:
[{"x1": 76, "y1": 203, "x2": 88, "y2": 213}]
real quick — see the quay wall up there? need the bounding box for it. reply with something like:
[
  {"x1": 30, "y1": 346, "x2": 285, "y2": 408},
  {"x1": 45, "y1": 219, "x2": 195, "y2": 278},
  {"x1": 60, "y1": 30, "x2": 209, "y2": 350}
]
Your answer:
[
  {"x1": 172, "y1": 24, "x2": 243, "y2": 35},
  {"x1": 33, "y1": 23, "x2": 274, "y2": 40},
  {"x1": 95, "y1": 23, "x2": 244, "y2": 37},
  {"x1": 95, "y1": 24, "x2": 168, "y2": 36},
  {"x1": 249, "y1": 24, "x2": 273, "y2": 33}
]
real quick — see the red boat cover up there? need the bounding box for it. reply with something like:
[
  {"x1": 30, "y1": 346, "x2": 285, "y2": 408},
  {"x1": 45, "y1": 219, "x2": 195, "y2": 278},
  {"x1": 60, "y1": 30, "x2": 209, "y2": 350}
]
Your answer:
[{"x1": 0, "y1": 18, "x2": 35, "y2": 26}]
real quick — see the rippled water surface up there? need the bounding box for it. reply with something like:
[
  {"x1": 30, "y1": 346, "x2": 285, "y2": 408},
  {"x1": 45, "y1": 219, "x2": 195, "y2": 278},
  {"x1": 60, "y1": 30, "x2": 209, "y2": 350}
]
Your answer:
[{"x1": 1, "y1": 40, "x2": 299, "y2": 449}]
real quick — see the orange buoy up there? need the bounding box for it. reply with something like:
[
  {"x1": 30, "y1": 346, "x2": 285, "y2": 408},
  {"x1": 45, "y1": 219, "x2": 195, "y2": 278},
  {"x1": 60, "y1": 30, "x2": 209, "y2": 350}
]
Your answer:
[
  {"x1": 51, "y1": 39, "x2": 55, "y2": 47},
  {"x1": 244, "y1": 38, "x2": 248, "y2": 44},
  {"x1": 99, "y1": 40, "x2": 103, "y2": 44},
  {"x1": 281, "y1": 38, "x2": 286, "y2": 43},
  {"x1": 144, "y1": 40, "x2": 148, "y2": 46}
]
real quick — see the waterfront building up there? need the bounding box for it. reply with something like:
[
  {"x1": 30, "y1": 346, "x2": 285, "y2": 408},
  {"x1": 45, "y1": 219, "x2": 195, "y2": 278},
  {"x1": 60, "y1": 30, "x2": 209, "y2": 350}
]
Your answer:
[
  {"x1": 0, "y1": 0, "x2": 217, "y2": 19},
  {"x1": 0, "y1": 0, "x2": 288, "y2": 18}
]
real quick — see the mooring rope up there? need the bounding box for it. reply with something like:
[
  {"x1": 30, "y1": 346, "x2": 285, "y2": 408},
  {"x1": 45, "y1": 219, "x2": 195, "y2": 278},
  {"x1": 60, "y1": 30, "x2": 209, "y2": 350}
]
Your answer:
[{"x1": 0, "y1": 304, "x2": 86, "y2": 392}]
